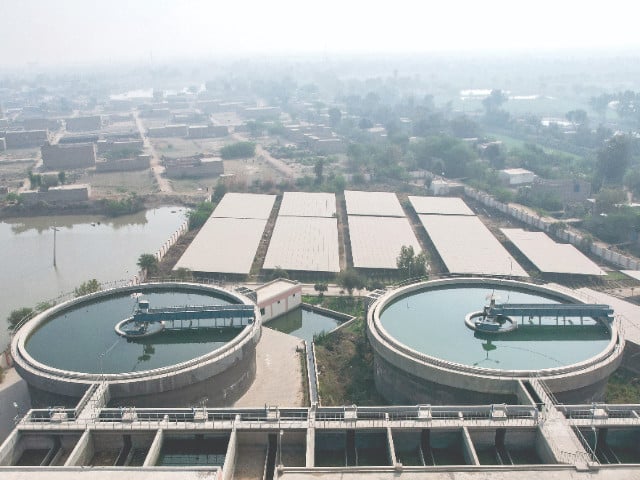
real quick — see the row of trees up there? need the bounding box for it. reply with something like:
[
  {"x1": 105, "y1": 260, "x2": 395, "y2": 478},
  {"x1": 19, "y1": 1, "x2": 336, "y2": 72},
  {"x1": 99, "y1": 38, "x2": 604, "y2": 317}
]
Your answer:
[{"x1": 220, "y1": 141, "x2": 256, "y2": 160}]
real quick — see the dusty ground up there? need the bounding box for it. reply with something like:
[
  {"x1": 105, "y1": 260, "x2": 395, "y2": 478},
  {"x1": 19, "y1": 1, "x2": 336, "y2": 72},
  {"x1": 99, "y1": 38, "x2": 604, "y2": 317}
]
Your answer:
[{"x1": 76, "y1": 169, "x2": 157, "y2": 197}]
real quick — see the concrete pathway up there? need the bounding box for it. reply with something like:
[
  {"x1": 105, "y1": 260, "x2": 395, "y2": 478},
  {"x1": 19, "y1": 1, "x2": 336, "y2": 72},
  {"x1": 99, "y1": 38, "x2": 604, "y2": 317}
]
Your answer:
[
  {"x1": 234, "y1": 328, "x2": 305, "y2": 407},
  {"x1": 0, "y1": 368, "x2": 31, "y2": 443}
]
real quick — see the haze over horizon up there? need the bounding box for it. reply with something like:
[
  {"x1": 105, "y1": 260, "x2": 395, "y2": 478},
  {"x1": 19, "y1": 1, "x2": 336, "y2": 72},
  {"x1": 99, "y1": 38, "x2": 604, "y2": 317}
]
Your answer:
[{"x1": 1, "y1": 0, "x2": 639, "y2": 68}]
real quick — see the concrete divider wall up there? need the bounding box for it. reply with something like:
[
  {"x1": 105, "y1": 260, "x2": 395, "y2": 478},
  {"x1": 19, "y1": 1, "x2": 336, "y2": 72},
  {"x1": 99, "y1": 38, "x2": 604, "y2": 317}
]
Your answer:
[
  {"x1": 64, "y1": 429, "x2": 93, "y2": 466},
  {"x1": 0, "y1": 430, "x2": 20, "y2": 466},
  {"x1": 385, "y1": 426, "x2": 397, "y2": 466},
  {"x1": 535, "y1": 428, "x2": 558, "y2": 464},
  {"x1": 462, "y1": 427, "x2": 479, "y2": 465},
  {"x1": 222, "y1": 428, "x2": 237, "y2": 480},
  {"x1": 305, "y1": 427, "x2": 315, "y2": 467},
  {"x1": 143, "y1": 429, "x2": 163, "y2": 467}
]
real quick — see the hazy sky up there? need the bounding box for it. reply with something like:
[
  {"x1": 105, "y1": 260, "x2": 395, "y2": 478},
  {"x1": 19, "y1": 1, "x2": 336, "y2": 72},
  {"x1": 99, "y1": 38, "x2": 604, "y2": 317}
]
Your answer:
[{"x1": 1, "y1": 0, "x2": 638, "y2": 66}]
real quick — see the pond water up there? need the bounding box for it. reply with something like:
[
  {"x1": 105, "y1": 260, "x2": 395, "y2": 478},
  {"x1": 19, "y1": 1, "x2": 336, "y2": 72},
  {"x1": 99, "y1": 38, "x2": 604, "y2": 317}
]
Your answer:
[
  {"x1": 379, "y1": 285, "x2": 611, "y2": 371},
  {"x1": 0, "y1": 207, "x2": 186, "y2": 350},
  {"x1": 265, "y1": 307, "x2": 342, "y2": 343},
  {"x1": 25, "y1": 289, "x2": 240, "y2": 374}
]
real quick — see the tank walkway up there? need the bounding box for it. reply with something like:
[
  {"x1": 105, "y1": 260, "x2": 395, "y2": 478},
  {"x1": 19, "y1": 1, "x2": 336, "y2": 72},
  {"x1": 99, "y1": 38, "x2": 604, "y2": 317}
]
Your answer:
[
  {"x1": 132, "y1": 304, "x2": 255, "y2": 323},
  {"x1": 488, "y1": 304, "x2": 614, "y2": 322}
]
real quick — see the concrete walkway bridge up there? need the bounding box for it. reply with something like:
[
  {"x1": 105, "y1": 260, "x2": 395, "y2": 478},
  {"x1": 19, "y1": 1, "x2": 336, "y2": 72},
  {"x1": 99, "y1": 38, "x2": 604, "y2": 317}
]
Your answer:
[{"x1": 115, "y1": 304, "x2": 256, "y2": 338}]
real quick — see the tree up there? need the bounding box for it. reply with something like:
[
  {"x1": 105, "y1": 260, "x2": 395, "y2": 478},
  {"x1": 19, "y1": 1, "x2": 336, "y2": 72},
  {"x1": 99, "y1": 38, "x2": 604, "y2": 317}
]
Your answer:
[
  {"x1": 74, "y1": 279, "x2": 101, "y2": 297},
  {"x1": 358, "y1": 118, "x2": 373, "y2": 129},
  {"x1": 482, "y1": 89, "x2": 508, "y2": 113},
  {"x1": 328, "y1": 107, "x2": 342, "y2": 127},
  {"x1": 597, "y1": 134, "x2": 631, "y2": 186},
  {"x1": 57, "y1": 171, "x2": 66, "y2": 185},
  {"x1": 173, "y1": 267, "x2": 193, "y2": 281},
  {"x1": 220, "y1": 141, "x2": 256, "y2": 160},
  {"x1": 595, "y1": 188, "x2": 626, "y2": 214},
  {"x1": 624, "y1": 168, "x2": 640, "y2": 198},
  {"x1": 314, "y1": 158, "x2": 324, "y2": 184},
  {"x1": 137, "y1": 253, "x2": 159, "y2": 275},
  {"x1": 482, "y1": 142, "x2": 506, "y2": 169},
  {"x1": 450, "y1": 115, "x2": 480, "y2": 138},
  {"x1": 270, "y1": 266, "x2": 289, "y2": 280},
  {"x1": 396, "y1": 245, "x2": 428, "y2": 279},
  {"x1": 336, "y1": 269, "x2": 364, "y2": 296},
  {"x1": 188, "y1": 201, "x2": 214, "y2": 230},
  {"x1": 314, "y1": 282, "x2": 328, "y2": 298},
  {"x1": 7, "y1": 307, "x2": 34, "y2": 330},
  {"x1": 212, "y1": 181, "x2": 227, "y2": 203},
  {"x1": 566, "y1": 109, "x2": 588, "y2": 126}
]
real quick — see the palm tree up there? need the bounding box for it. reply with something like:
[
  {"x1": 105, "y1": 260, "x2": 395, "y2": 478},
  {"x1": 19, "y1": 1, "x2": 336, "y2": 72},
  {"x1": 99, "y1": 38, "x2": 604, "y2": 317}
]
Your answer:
[{"x1": 137, "y1": 253, "x2": 159, "y2": 277}]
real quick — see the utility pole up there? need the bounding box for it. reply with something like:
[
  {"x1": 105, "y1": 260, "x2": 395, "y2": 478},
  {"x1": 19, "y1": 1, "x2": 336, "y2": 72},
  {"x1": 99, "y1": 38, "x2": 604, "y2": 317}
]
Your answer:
[{"x1": 52, "y1": 223, "x2": 59, "y2": 267}]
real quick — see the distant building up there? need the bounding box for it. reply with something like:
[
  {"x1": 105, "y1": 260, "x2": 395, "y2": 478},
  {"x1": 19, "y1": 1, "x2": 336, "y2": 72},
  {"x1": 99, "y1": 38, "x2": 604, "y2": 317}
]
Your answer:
[
  {"x1": 304, "y1": 136, "x2": 346, "y2": 154},
  {"x1": 96, "y1": 139, "x2": 144, "y2": 155},
  {"x1": 95, "y1": 154, "x2": 150, "y2": 172},
  {"x1": 21, "y1": 118, "x2": 60, "y2": 131},
  {"x1": 173, "y1": 112, "x2": 209, "y2": 125},
  {"x1": 3, "y1": 130, "x2": 49, "y2": 149},
  {"x1": 241, "y1": 106, "x2": 281, "y2": 120},
  {"x1": 188, "y1": 125, "x2": 228, "y2": 139},
  {"x1": 499, "y1": 168, "x2": 536, "y2": 186},
  {"x1": 65, "y1": 115, "x2": 102, "y2": 132},
  {"x1": 147, "y1": 124, "x2": 189, "y2": 138},
  {"x1": 58, "y1": 134, "x2": 99, "y2": 144},
  {"x1": 21, "y1": 184, "x2": 91, "y2": 206},
  {"x1": 531, "y1": 178, "x2": 591, "y2": 205},
  {"x1": 41, "y1": 143, "x2": 96, "y2": 170},
  {"x1": 429, "y1": 179, "x2": 465, "y2": 196},
  {"x1": 163, "y1": 156, "x2": 224, "y2": 178}
]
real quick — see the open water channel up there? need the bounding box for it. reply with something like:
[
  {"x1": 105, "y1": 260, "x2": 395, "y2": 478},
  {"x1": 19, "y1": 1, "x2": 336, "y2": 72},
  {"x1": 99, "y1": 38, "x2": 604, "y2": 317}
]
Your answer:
[{"x1": 0, "y1": 206, "x2": 187, "y2": 350}]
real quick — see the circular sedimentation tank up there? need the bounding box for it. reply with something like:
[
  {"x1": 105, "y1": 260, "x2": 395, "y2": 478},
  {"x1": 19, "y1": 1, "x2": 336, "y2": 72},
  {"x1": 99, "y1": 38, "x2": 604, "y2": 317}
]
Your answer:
[
  {"x1": 367, "y1": 278, "x2": 624, "y2": 404},
  {"x1": 11, "y1": 283, "x2": 261, "y2": 403}
]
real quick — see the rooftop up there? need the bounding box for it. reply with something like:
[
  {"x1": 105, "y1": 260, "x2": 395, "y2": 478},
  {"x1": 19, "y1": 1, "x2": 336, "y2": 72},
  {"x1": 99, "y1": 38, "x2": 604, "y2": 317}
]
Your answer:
[{"x1": 501, "y1": 228, "x2": 606, "y2": 276}]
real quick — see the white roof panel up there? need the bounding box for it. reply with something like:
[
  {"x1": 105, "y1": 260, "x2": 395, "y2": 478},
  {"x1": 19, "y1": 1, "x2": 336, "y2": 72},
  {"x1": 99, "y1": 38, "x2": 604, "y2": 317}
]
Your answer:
[
  {"x1": 348, "y1": 216, "x2": 422, "y2": 269},
  {"x1": 418, "y1": 215, "x2": 528, "y2": 277},
  {"x1": 344, "y1": 190, "x2": 405, "y2": 217},
  {"x1": 212, "y1": 192, "x2": 276, "y2": 219},
  {"x1": 173, "y1": 217, "x2": 266, "y2": 274},
  {"x1": 621, "y1": 270, "x2": 640, "y2": 282},
  {"x1": 408, "y1": 196, "x2": 474, "y2": 215},
  {"x1": 263, "y1": 216, "x2": 340, "y2": 272},
  {"x1": 501, "y1": 228, "x2": 606, "y2": 276},
  {"x1": 279, "y1": 192, "x2": 336, "y2": 217}
]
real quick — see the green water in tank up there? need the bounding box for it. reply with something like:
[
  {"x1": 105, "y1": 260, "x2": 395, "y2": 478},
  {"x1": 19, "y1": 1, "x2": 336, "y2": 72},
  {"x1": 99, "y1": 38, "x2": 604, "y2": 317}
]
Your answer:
[
  {"x1": 25, "y1": 290, "x2": 242, "y2": 374},
  {"x1": 379, "y1": 286, "x2": 611, "y2": 371}
]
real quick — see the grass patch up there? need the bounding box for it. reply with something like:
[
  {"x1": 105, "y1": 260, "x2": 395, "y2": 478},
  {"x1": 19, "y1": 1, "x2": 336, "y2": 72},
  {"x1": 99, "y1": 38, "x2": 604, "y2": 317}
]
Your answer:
[
  {"x1": 605, "y1": 368, "x2": 640, "y2": 403},
  {"x1": 299, "y1": 349, "x2": 310, "y2": 407},
  {"x1": 606, "y1": 271, "x2": 631, "y2": 282},
  {"x1": 314, "y1": 316, "x2": 387, "y2": 406},
  {"x1": 302, "y1": 295, "x2": 364, "y2": 317}
]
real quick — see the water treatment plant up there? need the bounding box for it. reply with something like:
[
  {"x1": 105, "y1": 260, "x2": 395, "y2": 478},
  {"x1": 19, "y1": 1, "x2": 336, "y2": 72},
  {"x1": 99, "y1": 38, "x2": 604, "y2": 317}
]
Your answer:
[{"x1": 5, "y1": 190, "x2": 640, "y2": 479}]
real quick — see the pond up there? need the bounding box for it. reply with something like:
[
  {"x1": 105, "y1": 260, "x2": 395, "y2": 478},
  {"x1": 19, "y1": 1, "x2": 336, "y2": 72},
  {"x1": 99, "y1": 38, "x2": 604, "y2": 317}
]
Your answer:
[
  {"x1": 0, "y1": 206, "x2": 187, "y2": 349},
  {"x1": 265, "y1": 306, "x2": 343, "y2": 343}
]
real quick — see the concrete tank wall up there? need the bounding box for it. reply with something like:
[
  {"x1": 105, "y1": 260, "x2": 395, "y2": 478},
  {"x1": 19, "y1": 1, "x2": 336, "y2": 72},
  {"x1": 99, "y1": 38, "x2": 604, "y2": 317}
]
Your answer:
[
  {"x1": 367, "y1": 278, "x2": 624, "y2": 405},
  {"x1": 11, "y1": 283, "x2": 261, "y2": 405}
]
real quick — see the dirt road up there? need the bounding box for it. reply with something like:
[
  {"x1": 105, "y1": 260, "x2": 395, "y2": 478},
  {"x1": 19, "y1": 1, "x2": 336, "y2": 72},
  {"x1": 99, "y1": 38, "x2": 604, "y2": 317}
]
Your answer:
[{"x1": 134, "y1": 112, "x2": 173, "y2": 193}]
